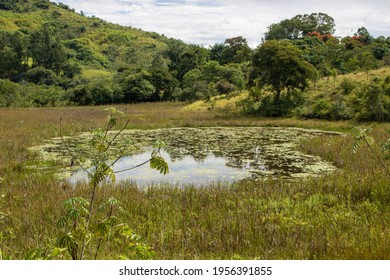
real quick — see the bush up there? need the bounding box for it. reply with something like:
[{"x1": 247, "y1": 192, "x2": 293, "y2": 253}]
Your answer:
[
  {"x1": 357, "y1": 78, "x2": 390, "y2": 122},
  {"x1": 0, "y1": 79, "x2": 20, "y2": 107},
  {"x1": 15, "y1": 84, "x2": 67, "y2": 107},
  {"x1": 25, "y1": 67, "x2": 58, "y2": 86},
  {"x1": 242, "y1": 88, "x2": 304, "y2": 117},
  {"x1": 338, "y1": 77, "x2": 356, "y2": 94},
  {"x1": 89, "y1": 80, "x2": 114, "y2": 105},
  {"x1": 215, "y1": 80, "x2": 236, "y2": 94},
  {"x1": 71, "y1": 85, "x2": 93, "y2": 105}
]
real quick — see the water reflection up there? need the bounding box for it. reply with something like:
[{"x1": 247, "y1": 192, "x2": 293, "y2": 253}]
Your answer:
[
  {"x1": 31, "y1": 127, "x2": 341, "y2": 186},
  {"x1": 69, "y1": 150, "x2": 251, "y2": 186}
]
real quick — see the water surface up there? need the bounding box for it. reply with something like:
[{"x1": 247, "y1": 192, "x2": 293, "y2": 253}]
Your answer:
[{"x1": 30, "y1": 127, "x2": 343, "y2": 186}]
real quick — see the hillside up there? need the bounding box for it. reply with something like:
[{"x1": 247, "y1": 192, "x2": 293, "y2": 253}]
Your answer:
[
  {"x1": 0, "y1": 0, "x2": 193, "y2": 105},
  {"x1": 0, "y1": 0, "x2": 175, "y2": 74},
  {"x1": 1, "y1": 1, "x2": 390, "y2": 122},
  {"x1": 183, "y1": 66, "x2": 390, "y2": 122}
]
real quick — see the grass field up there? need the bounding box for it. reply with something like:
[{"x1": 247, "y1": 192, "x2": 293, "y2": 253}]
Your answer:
[{"x1": 0, "y1": 103, "x2": 389, "y2": 259}]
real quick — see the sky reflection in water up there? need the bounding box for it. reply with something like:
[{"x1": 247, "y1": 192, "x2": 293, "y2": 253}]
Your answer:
[
  {"x1": 69, "y1": 150, "x2": 252, "y2": 186},
  {"x1": 67, "y1": 127, "x2": 341, "y2": 187}
]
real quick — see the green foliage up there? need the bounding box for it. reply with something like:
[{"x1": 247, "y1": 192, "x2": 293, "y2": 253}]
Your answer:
[
  {"x1": 30, "y1": 24, "x2": 66, "y2": 74},
  {"x1": 62, "y1": 59, "x2": 82, "y2": 79},
  {"x1": 120, "y1": 70, "x2": 156, "y2": 103},
  {"x1": 352, "y1": 127, "x2": 374, "y2": 154},
  {"x1": 356, "y1": 77, "x2": 390, "y2": 121},
  {"x1": 212, "y1": 36, "x2": 252, "y2": 65},
  {"x1": 352, "y1": 127, "x2": 390, "y2": 178},
  {"x1": 240, "y1": 88, "x2": 304, "y2": 117},
  {"x1": 0, "y1": 78, "x2": 19, "y2": 107},
  {"x1": 382, "y1": 134, "x2": 390, "y2": 159},
  {"x1": 338, "y1": 77, "x2": 356, "y2": 94},
  {"x1": 1, "y1": 3, "x2": 390, "y2": 110},
  {"x1": 251, "y1": 40, "x2": 317, "y2": 96},
  {"x1": 56, "y1": 107, "x2": 168, "y2": 259},
  {"x1": 265, "y1": 13, "x2": 335, "y2": 40},
  {"x1": 25, "y1": 66, "x2": 58, "y2": 85}
]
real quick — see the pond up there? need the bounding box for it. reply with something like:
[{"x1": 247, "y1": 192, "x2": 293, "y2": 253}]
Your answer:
[{"x1": 30, "y1": 127, "x2": 344, "y2": 187}]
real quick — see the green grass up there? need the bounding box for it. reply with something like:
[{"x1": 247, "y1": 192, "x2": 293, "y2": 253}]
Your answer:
[{"x1": 0, "y1": 103, "x2": 389, "y2": 259}]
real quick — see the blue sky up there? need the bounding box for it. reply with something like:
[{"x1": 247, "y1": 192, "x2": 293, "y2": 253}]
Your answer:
[{"x1": 53, "y1": 0, "x2": 390, "y2": 47}]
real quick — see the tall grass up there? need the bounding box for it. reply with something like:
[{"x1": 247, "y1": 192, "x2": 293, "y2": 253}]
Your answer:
[{"x1": 0, "y1": 104, "x2": 389, "y2": 259}]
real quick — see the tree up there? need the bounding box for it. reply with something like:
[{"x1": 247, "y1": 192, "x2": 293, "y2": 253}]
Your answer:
[
  {"x1": 149, "y1": 68, "x2": 178, "y2": 101},
  {"x1": 62, "y1": 59, "x2": 82, "y2": 79},
  {"x1": 265, "y1": 13, "x2": 335, "y2": 40},
  {"x1": 89, "y1": 79, "x2": 114, "y2": 105},
  {"x1": 165, "y1": 39, "x2": 188, "y2": 72},
  {"x1": 0, "y1": 31, "x2": 27, "y2": 79},
  {"x1": 251, "y1": 40, "x2": 317, "y2": 99},
  {"x1": 209, "y1": 43, "x2": 226, "y2": 64},
  {"x1": 354, "y1": 27, "x2": 373, "y2": 45},
  {"x1": 121, "y1": 70, "x2": 155, "y2": 103},
  {"x1": 221, "y1": 36, "x2": 252, "y2": 64},
  {"x1": 25, "y1": 66, "x2": 58, "y2": 85},
  {"x1": 29, "y1": 24, "x2": 66, "y2": 74},
  {"x1": 176, "y1": 45, "x2": 209, "y2": 80}
]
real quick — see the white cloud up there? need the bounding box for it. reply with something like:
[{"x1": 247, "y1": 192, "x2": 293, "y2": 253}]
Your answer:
[{"x1": 53, "y1": 0, "x2": 390, "y2": 47}]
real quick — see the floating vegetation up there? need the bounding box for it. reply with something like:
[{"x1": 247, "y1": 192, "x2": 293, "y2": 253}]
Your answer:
[{"x1": 29, "y1": 127, "x2": 344, "y2": 186}]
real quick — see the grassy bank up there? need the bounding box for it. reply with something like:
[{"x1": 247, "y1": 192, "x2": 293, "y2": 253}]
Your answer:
[{"x1": 0, "y1": 103, "x2": 389, "y2": 259}]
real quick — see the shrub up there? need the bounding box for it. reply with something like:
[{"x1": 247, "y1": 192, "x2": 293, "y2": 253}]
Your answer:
[
  {"x1": 25, "y1": 67, "x2": 58, "y2": 86},
  {"x1": 215, "y1": 80, "x2": 236, "y2": 94},
  {"x1": 357, "y1": 78, "x2": 390, "y2": 122},
  {"x1": 0, "y1": 79, "x2": 20, "y2": 107},
  {"x1": 338, "y1": 77, "x2": 356, "y2": 94}
]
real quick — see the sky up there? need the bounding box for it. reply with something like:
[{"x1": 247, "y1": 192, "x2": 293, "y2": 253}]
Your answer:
[{"x1": 52, "y1": 0, "x2": 390, "y2": 47}]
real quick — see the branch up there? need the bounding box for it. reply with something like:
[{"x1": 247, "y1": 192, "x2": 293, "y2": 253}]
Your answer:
[
  {"x1": 60, "y1": 118, "x2": 91, "y2": 176},
  {"x1": 363, "y1": 134, "x2": 390, "y2": 179},
  {"x1": 114, "y1": 147, "x2": 162, "y2": 174},
  {"x1": 114, "y1": 158, "x2": 152, "y2": 174},
  {"x1": 104, "y1": 119, "x2": 130, "y2": 153}
]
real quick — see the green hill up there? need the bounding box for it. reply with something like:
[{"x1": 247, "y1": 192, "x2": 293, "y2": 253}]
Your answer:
[
  {"x1": 0, "y1": 0, "x2": 196, "y2": 106},
  {"x1": 1, "y1": 1, "x2": 390, "y2": 123},
  {"x1": 0, "y1": 0, "x2": 170, "y2": 73}
]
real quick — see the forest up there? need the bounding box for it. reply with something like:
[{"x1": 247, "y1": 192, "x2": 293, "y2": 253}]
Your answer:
[{"x1": 1, "y1": 0, "x2": 390, "y2": 122}]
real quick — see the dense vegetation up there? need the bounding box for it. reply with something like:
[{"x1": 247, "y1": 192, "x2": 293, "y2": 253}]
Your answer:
[{"x1": 1, "y1": 1, "x2": 390, "y2": 121}]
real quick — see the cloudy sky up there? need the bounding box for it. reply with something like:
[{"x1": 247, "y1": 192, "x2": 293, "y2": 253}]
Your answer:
[{"x1": 53, "y1": 0, "x2": 390, "y2": 47}]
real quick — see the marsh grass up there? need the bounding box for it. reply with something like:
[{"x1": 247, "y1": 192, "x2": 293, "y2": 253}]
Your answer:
[{"x1": 0, "y1": 103, "x2": 389, "y2": 259}]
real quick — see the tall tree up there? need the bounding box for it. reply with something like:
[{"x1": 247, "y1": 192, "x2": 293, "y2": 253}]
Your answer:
[
  {"x1": 251, "y1": 40, "x2": 317, "y2": 98},
  {"x1": 29, "y1": 24, "x2": 66, "y2": 74},
  {"x1": 222, "y1": 36, "x2": 252, "y2": 64},
  {"x1": 265, "y1": 12, "x2": 335, "y2": 40}
]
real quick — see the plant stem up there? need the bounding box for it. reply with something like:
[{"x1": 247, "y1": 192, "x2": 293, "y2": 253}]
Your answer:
[
  {"x1": 80, "y1": 181, "x2": 98, "y2": 260},
  {"x1": 363, "y1": 135, "x2": 390, "y2": 179}
]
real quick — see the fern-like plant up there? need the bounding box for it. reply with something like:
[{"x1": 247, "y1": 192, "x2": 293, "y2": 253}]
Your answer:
[
  {"x1": 57, "y1": 107, "x2": 168, "y2": 259},
  {"x1": 352, "y1": 127, "x2": 390, "y2": 178}
]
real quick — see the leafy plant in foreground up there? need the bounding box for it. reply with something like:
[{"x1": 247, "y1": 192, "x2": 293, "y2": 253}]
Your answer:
[
  {"x1": 352, "y1": 127, "x2": 390, "y2": 179},
  {"x1": 57, "y1": 107, "x2": 168, "y2": 259}
]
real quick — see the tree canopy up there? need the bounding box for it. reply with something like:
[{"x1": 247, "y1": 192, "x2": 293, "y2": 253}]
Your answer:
[
  {"x1": 265, "y1": 13, "x2": 335, "y2": 40},
  {"x1": 251, "y1": 40, "x2": 317, "y2": 96}
]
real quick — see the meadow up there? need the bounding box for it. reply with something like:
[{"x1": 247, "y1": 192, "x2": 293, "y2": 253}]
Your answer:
[{"x1": 0, "y1": 103, "x2": 389, "y2": 259}]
